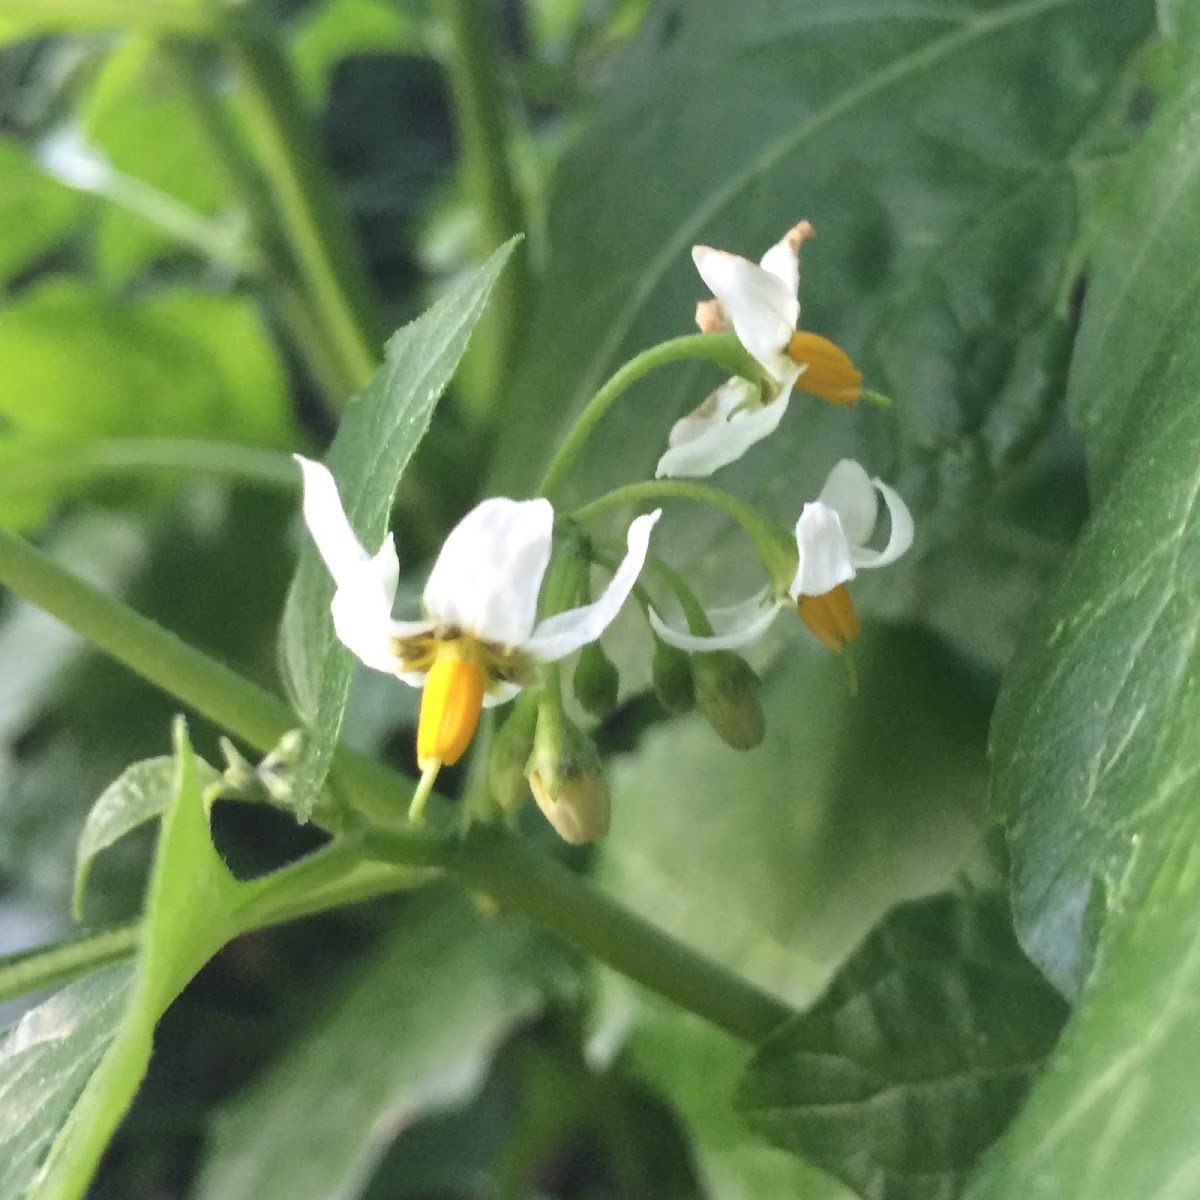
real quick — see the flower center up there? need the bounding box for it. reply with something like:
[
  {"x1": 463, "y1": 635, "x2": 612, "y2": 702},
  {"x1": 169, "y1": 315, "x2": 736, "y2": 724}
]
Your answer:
[
  {"x1": 416, "y1": 645, "x2": 485, "y2": 770},
  {"x1": 796, "y1": 584, "x2": 860, "y2": 652},
  {"x1": 786, "y1": 332, "x2": 862, "y2": 405}
]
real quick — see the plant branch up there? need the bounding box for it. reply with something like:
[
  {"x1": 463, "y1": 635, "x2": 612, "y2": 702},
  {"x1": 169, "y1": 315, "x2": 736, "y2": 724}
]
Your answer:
[{"x1": 0, "y1": 923, "x2": 140, "y2": 1006}]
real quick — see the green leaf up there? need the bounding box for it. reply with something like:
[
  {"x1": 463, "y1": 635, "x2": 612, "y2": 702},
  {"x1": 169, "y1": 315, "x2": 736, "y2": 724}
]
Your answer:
[
  {"x1": 28, "y1": 720, "x2": 242, "y2": 1199},
  {"x1": 598, "y1": 627, "x2": 991, "y2": 1009},
  {"x1": 0, "y1": 282, "x2": 292, "y2": 445},
  {"x1": 0, "y1": 964, "x2": 135, "y2": 1199},
  {"x1": 970, "y1": 34, "x2": 1200, "y2": 1200},
  {"x1": 738, "y1": 891, "x2": 1067, "y2": 1200},
  {"x1": 489, "y1": 0, "x2": 1153, "y2": 664},
  {"x1": 72, "y1": 754, "x2": 222, "y2": 921},
  {"x1": 278, "y1": 237, "x2": 518, "y2": 819},
  {"x1": 194, "y1": 891, "x2": 566, "y2": 1200}
]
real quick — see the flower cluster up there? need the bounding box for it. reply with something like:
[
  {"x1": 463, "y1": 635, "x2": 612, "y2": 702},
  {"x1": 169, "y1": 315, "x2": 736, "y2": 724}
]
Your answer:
[{"x1": 295, "y1": 221, "x2": 913, "y2": 839}]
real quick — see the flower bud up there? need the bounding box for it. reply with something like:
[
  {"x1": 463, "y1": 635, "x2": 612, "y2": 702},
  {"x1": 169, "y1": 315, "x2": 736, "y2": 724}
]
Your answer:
[
  {"x1": 572, "y1": 640, "x2": 621, "y2": 718},
  {"x1": 527, "y1": 707, "x2": 611, "y2": 845},
  {"x1": 692, "y1": 651, "x2": 765, "y2": 750},
  {"x1": 487, "y1": 694, "x2": 539, "y2": 814},
  {"x1": 651, "y1": 636, "x2": 695, "y2": 714}
]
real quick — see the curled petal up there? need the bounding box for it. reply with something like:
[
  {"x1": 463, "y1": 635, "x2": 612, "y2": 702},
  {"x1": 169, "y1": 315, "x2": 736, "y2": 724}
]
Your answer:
[
  {"x1": 790, "y1": 502, "x2": 856, "y2": 598},
  {"x1": 692, "y1": 246, "x2": 798, "y2": 370},
  {"x1": 483, "y1": 680, "x2": 523, "y2": 708},
  {"x1": 655, "y1": 379, "x2": 792, "y2": 479},
  {"x1": 849, "y1": 478, "x2": 914, "y2": 570},
  {"x1": 423, "y1": 497, "x2": 554, "y2": 645},
  {"x1": 650, "y1": 588, "x2": 783, "y2": 652},
  {"x1": 523, "y1": 511, "x2": 661, "y2": 661},
  {"x1": 756, "y1": 220, "x2": 812, "y2": 298},
  {"x1": 817, "y1": 459, "x2": 879, "y2": 547}
]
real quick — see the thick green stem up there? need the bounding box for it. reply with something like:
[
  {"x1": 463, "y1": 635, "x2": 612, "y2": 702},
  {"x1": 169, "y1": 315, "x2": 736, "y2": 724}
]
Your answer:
[
  {"x1": 536, "y1": 332, "x2": 763, "y2": 501},
  {"x1": 440, "y1": 0, "x2": 529, "y2": 420},
  {"x1": 0, "y1": 923, "x2": 141, "y2": 1006},
  {"x1": 0, "y1": 529, "x2": 794, "y2": 1042}
]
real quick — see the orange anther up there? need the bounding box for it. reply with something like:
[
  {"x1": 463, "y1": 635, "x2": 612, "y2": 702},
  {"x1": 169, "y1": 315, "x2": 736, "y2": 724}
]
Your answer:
[
  {"x1": 416, "y1": 655, "x2": 485, "y2": 769},
  {"x1": 787, "y1": 331, "x2": 863, "y2": 406},
  {"x1": 796, "y1": 584, "x2": 861, "y2": 653}
]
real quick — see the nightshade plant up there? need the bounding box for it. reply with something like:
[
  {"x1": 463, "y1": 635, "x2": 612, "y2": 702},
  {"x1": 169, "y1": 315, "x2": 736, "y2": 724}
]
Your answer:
[{"x1": 0, "y1": 1, "x2": 1193, "y2": 1198}]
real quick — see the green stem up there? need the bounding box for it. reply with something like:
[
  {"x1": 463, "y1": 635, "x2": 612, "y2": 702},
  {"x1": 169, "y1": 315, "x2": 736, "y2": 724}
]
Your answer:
[
  {"x1": 0, "y1": 922, "x2": 140, "y2": 1006},
  {"x1": 373, "y1": 823, "x2": 794, "y2": 1043},
  {"x1": 536, "y1": 333, "x2": 764, "y2": 501},
  {"x1": 0, "y1": 530, "x2": 794, "y2": 1042},
  {"x1": 574, "y1": 479, "x2": 793, "y2": 581},
  {"x1": 440, "y1": 0, "x2": 529, "y2": 420},
  {"x1": 219, "y1": 26, "x2": 382, "y2": 399},
  {"x1": 0, "y1": 438, "x2": 299, "y2": 499}
]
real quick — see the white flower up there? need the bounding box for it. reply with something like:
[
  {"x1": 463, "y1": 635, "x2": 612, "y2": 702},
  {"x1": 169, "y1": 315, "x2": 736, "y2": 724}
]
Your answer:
[
  {"x1": 295, "y1": 456, "x2": 659, "y2": 799},
  {"x1": 656, "y1": 221, "x2": 864, "y2": 479},
  {"x1": 650, "y1": 459, "x2": 913, "y2": 653}
]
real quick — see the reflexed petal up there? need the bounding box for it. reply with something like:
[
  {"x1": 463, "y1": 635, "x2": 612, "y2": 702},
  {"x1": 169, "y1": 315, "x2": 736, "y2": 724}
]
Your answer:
[
  {"x1": 649, "y1": 589, "x2": 783, "y2": 652},
  {"x1": 757, "y1": 220, "x2": 811, "y2": 297},
  {"x1": 789, "y1": 502, "x2": 856, "y2": 597},
  {"x1": 655, "y1": 381, "x2": 790, "y2": 478},
  {"x1": 523, "y1": 511, "x2": 661, "y2": 661},
  {"x1": 423, "y1": 497, "x2": 554, "y2": 644},
  {"x1": 817, "y1": 459, "x2": 879, "y2": 546},
  {"x1": 330, "y1": 590, "x2": 432, "y2": 675},
  {"x1": 692, "y1": 246, "x2": 798, "y2": 368},
  {"x1": 849, "y1": 478, "x2": 914, "y2": 569}
]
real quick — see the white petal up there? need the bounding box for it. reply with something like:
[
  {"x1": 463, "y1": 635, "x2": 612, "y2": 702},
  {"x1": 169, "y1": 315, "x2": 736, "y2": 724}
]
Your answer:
[
  {"x1": 295, "y1": 456, "x2": 381, "y2": 591},
  {"x1": 650, "y1": 590, "x2": 783, "y2": 652},
  {"x1": 692, "y1": 246, "x2": 799, "y2": 369},
  {"x1": 522, "y1": 511, "x2": 660, "y2": 661},
  {"x1": 655, "y1": 382, "x2": 791, "y2": 478},
  {"x1": 757, "y1": 227, "x2": 803, "y2": 297},
  {"x1": 331, "y1": 588, "x2": 431, "y2": 675},
  {"x1": 483, "y1": 681, "x2": 522, "y2": 708},
  {"x1": 423, "y1": 497, "x2": 554, "y2": 644},
  {"x1": 817, "y1": 459, "x2": 879, "y2": 546},
  {"x1": 849, "y1": 478, "x2": 915, "y2": 570},
  {"x1": 789, "y1": 502, "x2": 856, "y2": 598}
]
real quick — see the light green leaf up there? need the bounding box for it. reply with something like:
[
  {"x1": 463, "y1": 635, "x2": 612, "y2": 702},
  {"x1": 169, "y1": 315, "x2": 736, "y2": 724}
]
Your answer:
[
  {"x1": 0, "y1": 282, "x2": 292, "y2": 446},
  {"x1": 194, "y1": 891, "x2": 567, "y2": 1200},
  {"x1": 971, "y1": 33, "x2": 1200, "y2": 1198},
  {"x1": 599, "y1": 627, "x2": 991, "y2": 1009},
  {"x1": 278, "y1": 238, "x2": 518, "y2": 819},
  {"x1": 0, "y1": 140, "x2": 79, "y2": 286},
  {"x1": 738, "y1": 891, "x2": 1067, "y2": 1200},
  {"x1": 0, "y1": 964, "x2": 135, "y2": 1200},
  {"x1": 28, "y1": 720, "x2": 242, "y2": 1200},
  {"x1": 72, "y1": 754, "x2": 222, "y2": 921},
  {"x1": 489, "y1": 0, "x2": 1153, "y2": 665}
]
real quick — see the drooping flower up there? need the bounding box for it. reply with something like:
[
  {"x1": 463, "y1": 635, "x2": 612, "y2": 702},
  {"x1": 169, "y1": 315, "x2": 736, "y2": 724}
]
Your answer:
[
  {"x1": 656, "y1": 221, "x2": 864, "y2": 479},
  {"x1": 294, "y1": 457, "x2": 659, "y2": 811},
  {"x1": 650, "y1": 459, "x2": 912, "y2": 654}
]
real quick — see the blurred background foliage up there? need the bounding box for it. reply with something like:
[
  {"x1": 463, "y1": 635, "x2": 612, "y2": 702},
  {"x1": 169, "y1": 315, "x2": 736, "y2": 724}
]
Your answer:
[{"x1": 0, "y1": 0, "x2": 1186, "y2": 1196}]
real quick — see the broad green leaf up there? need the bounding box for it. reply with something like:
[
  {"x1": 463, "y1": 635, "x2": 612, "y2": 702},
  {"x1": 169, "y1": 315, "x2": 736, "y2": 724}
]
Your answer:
[
  {"x1": 599, "y1": 627, "x2": 991, "y2": 1009},
  {"x1": 0, "y1": 964, "x2": 135, "y2": 1199},
  {"x1": 71, "y1": 754, "x2": 222, "y2": 921},
  {"x1": 618, "y1": 989, "x2": 853, "y2": 1200},
  {"x1": 278, "y1": 238, "x2": 518, "y2": 818},
  {"x1": 738, "y1": 892, "x2": 1067, "y2": 1200},
  {"x1": 489, "y1": 0, "x2": 1152, "y2": 666},
  {"x1": 0, "y1": 140, "x2": 78, "y2": 286},
  {"x1": 28, "y1": 720, "x2": 242, "y2": 1199},
  {"x1": 194, "y1": 891, "x2": 566, "y2": 1200},
  {"x1": 0, "y1": 282, "x2": 292, "y2": 446},
  {"x1": 972, "y1": 39, "x2": 1200, "y2": 1199}
]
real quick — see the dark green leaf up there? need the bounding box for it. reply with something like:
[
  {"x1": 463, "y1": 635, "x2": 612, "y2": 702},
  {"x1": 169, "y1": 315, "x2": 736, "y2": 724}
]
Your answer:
[
  {"x1": 0, "y1": 964, "x2": 135, "y2": 1200},
  {"x1": 195, "y1": 891, "x2": 567, "y2": 1200},
  {"x1": 278, "y1": 238, "x2": 518, "y2": 818},
  {"x1": 72, "y1": 754, "x2": 222, "y2": 921},
  {"x1": 738, "y1": 892, "x2": 1067, "y2": 1200}
]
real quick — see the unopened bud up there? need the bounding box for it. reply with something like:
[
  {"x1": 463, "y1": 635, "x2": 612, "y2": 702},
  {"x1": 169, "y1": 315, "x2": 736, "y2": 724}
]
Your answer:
[
  {"x1": 572, "y1": 641, "x2": 621, "y2": 717},
  {"x1": 487, "y1": 695, "x2": 538, "y2": 814},
  {"x1": 652, "y1": 636, "x2": 695, "y2": 714},
  {"x1": 693, "y1": 651, "x2": 765, "y2": 750},
  {"x1": 528, "y1": 707, "x2": 611, "y2": 845}
]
